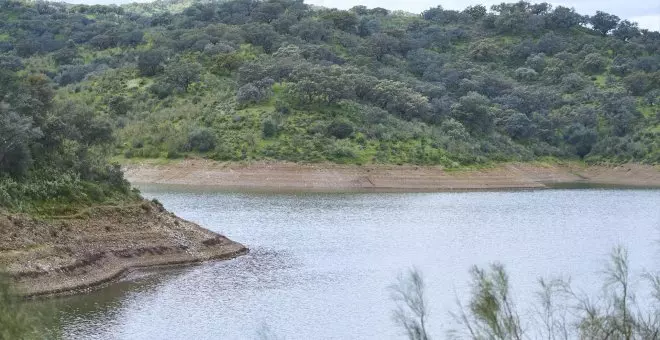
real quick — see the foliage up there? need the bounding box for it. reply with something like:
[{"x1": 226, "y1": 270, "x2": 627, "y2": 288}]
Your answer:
[
  {"x1": 394, "y1": 246, "x2": 660, "y2": 340},
  {"x1": 0, "y1": 68, "x2": 134, "y2": 212},
  {"x1": 390, "y1": 268, "x2": 430, "y2": 340},
  {"x1": 0, "y1": 276, "x2": 45, "y2": 340},
  {"x1": 0, "y1": 0, "x2": 657, "y2": 168}
]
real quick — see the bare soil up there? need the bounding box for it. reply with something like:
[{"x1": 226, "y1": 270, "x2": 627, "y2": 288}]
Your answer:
[
  {"x1": 0, "y1": 200, "x2": 247, "y2": 297},
  {"x1": 123, "y1": 160, "x2": 660, "y2": 191}
]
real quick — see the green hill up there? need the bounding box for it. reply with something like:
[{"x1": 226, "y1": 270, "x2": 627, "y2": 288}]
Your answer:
[{"x1": 1, "y1": 0, "x2": 659, "y2": 207}]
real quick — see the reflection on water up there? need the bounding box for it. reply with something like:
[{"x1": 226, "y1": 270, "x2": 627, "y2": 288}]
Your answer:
[{"x1": 32, "y1": 188, "x2": 660, "y2": 339}]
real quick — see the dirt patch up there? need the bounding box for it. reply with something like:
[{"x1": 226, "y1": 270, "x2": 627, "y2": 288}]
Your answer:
[
  {"x1": 0, "y1": 201, "x2": 247, "y2": 297},
  {"x1": 123, "y1": 160, "x2": 660, "y2": 191}
]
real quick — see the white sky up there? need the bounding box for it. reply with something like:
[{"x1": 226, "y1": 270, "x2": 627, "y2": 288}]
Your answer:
[{"x1": 64, "y1": 0, "x2": 660, "y2": 31}]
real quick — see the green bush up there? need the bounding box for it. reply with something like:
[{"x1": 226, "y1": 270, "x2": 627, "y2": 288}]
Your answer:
[
  {"x1": 262, "y1": 118, "x2": 278, "y2": 138},
  {"x1": 327, "y1": 119, "x2": 355, "y2": 139},
  {"x1": 186, "y1": 128, "x2": 217, "y2": 152}
]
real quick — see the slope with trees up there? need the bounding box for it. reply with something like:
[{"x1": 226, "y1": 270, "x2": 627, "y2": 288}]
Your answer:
[{"x1": 2, "y1": 0, "x2": 658, "y2": 169}]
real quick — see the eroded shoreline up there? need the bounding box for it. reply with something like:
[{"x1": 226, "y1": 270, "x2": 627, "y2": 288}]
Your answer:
[
  {"x1": 124, "y1": 160, "x2": 660, "y2": 191},
  {"x1": 0, "y1": 201, "x2": 248, "y2": 297}
]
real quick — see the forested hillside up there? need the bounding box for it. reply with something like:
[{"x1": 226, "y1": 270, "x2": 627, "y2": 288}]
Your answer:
[
  {"x1": 0, "y1": 68, "x2": 136, "y2": 211},
  {"x1": 1, "y1": 0, "x2": 659, "y2": 186}
]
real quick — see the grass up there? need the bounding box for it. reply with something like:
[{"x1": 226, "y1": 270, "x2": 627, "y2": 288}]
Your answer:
[{"x1": 594, "y1": 74, "x2": 607, "y2": 88}]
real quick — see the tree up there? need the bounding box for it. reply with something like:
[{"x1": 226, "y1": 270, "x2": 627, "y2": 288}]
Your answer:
[
  {"x1": 389, "y1": 268, "x2": 430, "y2": 340},
  {"x1": 502, "y1": 111, "x2": 533, "y2": 139},
  {"x1": 52, "y1": 47, "x2": 79, "y2": 66},
  {"x1": 601, "y1": 91, "x2": 641, "y2": 136},
  {"x1": 107, "y1": 96, "x2": 130, "y2": 115},
  {"x1": 463, "y1": 5, "x2": 487, "y2": 20},
  {"x1": 536, "y1": 32, "x2": 565, "y2": 55},
  {"x1": 406, "y1": 49, "x2": 444, "y2": 77},
  {"x1": 565, "y1": 123, "x2": 597, "y2": 158},
  {"x1": 252, "y1": 1, "x2": 285, "y2": 23},
  {"x1": 210, "y1": 52, "x2": 242, "y2": 76},
  {"x1": 286, "y1": 65, "x2": 355, "y2": 105},
  {"x1": 560, "y1": 73, "x2": 587, "y2": 92},
  {"x1": 451, "y1": 92, "x2": 495, "y2": 134},
  {"x1": 546, "y1": 6, "x2": 584, "y2": 30},
  {"x1": 581, "y1": 53, "x2": 606, "y2": 74},
  {"x1": 514, "y1": 67, "x2": 538, "y2": 81},
  {"x1": 164, "y1": 61, "x2": 202, "y2": 92},
  {"x1": 590, "y1": 11, "x2": 620, "y2": 36},
  {"x1": 320, "y1": 9, "x2": 358, "y2": 33},
  {"x1": 525, "y1": 53, "x2": 546, "y2": 72},
  {"x1": 327, "y1": 119, "x2": 354, "y2": 139},
  {"x1": 0, "y1": 110, "x2": 41, "y2": 177},
  {"x1": 290, "y1": 18, "x2": 330, "y2": 43},
  {"x1": 186, "y1": 127, "x2": 216, "y2": 152},
  {"x1": 455, "y1": 263, "x2": 523, "y2": 340},
  {"x1": 367, "y1": 33, "x2": 400, "y2": 61},
  {"x1": 236, "y1": 78, "x2": 274, "y2": 105},
  {"x1": 242, "y1": 23, "x2": 280, "y2": 53},
  {"x1": 89, "y1": 34, "x2": 117, "y2": 50},
  {"x1": 612, "y1": 20, "x2": 641, "y2": 41},
  {"x1": 369, "y1": 80, "x2": 430, "y2": 120},
  {"x1": 468, "y1": 41, "x2": 503, "y2": 62},
  {"x1": 261, "y1": 118, "x2": 278, "y2": 138},
  {"x1": 623, "y1": 72, "x2": 652, "y2": 96},
  {"x1": 138, "y1": 49, "x2": 167, "y2": 76}
]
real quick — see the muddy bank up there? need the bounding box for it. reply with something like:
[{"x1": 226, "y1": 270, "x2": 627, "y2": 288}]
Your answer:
[
  {"x1": 0, "y1": 201, "x2": 247, "y2": 297},
  {"x1": 123, "y1": 160, "x2": 660, "y2": 191}
]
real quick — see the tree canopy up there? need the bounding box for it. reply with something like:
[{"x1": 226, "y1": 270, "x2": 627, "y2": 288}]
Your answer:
[{"x1": 0, "y1": 0, "x2": 658, "y2": 181}]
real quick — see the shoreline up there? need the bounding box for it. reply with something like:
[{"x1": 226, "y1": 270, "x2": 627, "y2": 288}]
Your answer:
[
  {"x1": 123, "y1": 160, "x2": 660, "y2": 191},
  {"x1": 22, "y1": 246, "x2": 248, "y2": 299},
  {"x1": 0, "y1": 201, "x2": 249, "y2": 297}
]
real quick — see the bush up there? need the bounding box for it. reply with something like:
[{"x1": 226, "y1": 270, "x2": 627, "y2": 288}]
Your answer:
[
  {"x1": 236, "y1": 78, "x2": 274, "y2": 106},
  {"x1": 186, "y1": 128, "x2": 217, "y2": 152},
  {"x1": 327, "y1": 119, "x2": 355, "y2": 139},
  {"x1": 514, "y1": 67, "x2": 538, "y2": 81},
  {"x1": 581, "y1": 53, "x2": 606, "y2": 74},
  {"x1": 328, "y1": 140, "x2": 357, "y2": 162},
  {"x1": 150, "y1": 81, "x2": 175, "y2": 99},
  {"x1": 262, "y1": 118, "x2": 278, "y2": 138}
]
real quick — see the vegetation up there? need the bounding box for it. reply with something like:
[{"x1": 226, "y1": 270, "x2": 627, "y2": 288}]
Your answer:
[
  {"x1": 0, "y1": 0, "x2": 657, "y2": 172},
  {"x1": 0, "y1": 68, "x2": 138, "y2": 212},
  {"x1": 392, "y1": 246, "x2": 660, "y2": 339},
  {"x1": 0, "y1": 276, "x2": 49, "y2": 340}
]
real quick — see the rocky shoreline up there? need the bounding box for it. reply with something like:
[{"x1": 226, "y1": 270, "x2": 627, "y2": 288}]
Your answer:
[{"x1": 0, "y1": 200, "x2": 248, "y2": 297}]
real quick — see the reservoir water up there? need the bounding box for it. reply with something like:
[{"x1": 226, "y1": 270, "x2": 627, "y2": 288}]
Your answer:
[{"x1": 44, "y1": 188, "x2": 660, "y2": 339}]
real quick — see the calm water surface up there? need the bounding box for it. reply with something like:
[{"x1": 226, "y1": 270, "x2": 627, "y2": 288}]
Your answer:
[{"x1": 44, "y1": 188, "x2": 660, "y2": 339}]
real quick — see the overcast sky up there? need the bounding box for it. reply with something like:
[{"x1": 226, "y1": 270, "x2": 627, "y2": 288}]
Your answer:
[{"x1": 65, "y1": 0, "x2": 660, "y2": 31}]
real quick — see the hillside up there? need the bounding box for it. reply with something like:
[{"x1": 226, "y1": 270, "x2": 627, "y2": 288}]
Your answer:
[
  {"x1": 0, "y1": 0, "x2": 250, "y2": 296},
  {"x1": 1, "y1": 0, "x2": 658, "y2": 169}
]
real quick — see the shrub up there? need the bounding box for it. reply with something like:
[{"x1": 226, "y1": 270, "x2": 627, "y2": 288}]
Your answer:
[
  {"x1": 150, "y1": 81, "x2": 175, "y2": 99},
  {"x1": 236, "y1": 78, "x2": 274, "y2": 106},
  {"x1": 514, "y1": 67, "x2": 538, "y2": 81},
  {"x1": 581, "y1": 53, "x2": 607, "y2": 75},
  {"x1": 262, "y1": 118, "x2": 278, "y2": 138},
  {"x1": 186, "y1": 128, "x2": 217, "y2": 152},
  {"x1": 327, "y1": 119, "x2": 355, "y2": 139}
]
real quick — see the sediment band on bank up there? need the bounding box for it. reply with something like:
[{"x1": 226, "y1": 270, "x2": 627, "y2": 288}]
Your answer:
[{"x1": 124, "y1": 161, "x2": 660, "y2": 191}]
